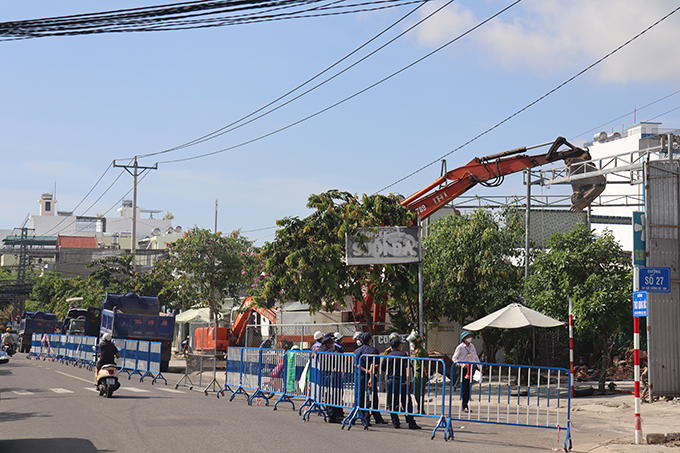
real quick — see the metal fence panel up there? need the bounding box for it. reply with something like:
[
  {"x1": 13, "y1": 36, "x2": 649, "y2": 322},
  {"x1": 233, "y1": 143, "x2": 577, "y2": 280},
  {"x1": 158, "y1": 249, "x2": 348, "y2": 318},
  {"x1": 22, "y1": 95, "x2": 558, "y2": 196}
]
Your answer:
[
  {"x1": 647, "y1": 160, "x2": 680, "y2": 397},
  {"x1": 449, "y1": 362, "x2": 572, "y2": 449}
]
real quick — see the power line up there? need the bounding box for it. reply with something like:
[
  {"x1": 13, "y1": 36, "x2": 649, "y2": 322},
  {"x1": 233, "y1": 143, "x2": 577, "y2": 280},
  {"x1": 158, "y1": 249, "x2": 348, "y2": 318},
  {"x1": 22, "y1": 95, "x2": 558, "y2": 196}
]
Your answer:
[
  {"x1": 138, "y1": 0, "x2": 431, "y2": 159},
  {"x1": 156, "y1": 0, "x2": 522, "y2": 164},
  {"x1": 376, "y1": 4, "x2": 680, "y2": 194},
  {"x1": 570, "y1": 88, "x2": 680, "y2": 141},
  {"x1": 0, "y1": 0, "x2": 423, "y2": 41},
  {"x1": 41, "y1": 162, "x2": 116, "y2": 236}
]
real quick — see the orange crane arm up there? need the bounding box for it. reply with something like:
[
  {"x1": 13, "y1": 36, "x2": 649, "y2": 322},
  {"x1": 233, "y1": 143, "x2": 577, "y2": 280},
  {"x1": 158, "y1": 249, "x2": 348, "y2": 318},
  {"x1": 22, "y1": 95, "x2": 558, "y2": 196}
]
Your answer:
[{"x1": 402, "y1": 137, "x2": 605, "y2": 220}]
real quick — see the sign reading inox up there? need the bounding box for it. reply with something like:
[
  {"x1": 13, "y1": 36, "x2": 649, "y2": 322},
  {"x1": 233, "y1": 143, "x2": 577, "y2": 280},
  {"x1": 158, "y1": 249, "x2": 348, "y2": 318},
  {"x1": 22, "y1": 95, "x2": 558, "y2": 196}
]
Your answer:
[{"x1": 345, "y1": 226, "x2": 420, "y2": 265}]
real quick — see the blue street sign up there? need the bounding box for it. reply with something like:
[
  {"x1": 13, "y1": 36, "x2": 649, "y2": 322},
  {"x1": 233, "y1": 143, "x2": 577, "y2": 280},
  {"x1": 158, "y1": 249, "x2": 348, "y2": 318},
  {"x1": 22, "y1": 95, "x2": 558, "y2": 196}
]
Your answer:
[
  {"x1": 633, "y1": 291, "x2": 648, "y2": 317},
  {"x1": 638, "y1": 267, "x2": 671, "y2": 293}
]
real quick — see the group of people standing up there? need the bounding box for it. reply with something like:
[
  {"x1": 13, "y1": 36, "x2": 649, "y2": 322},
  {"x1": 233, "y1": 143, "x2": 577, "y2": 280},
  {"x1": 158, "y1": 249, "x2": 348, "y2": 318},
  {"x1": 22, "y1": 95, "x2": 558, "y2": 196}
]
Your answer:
[{"x1": 285, "y1": 328, "x2": 482, "y2": 427}]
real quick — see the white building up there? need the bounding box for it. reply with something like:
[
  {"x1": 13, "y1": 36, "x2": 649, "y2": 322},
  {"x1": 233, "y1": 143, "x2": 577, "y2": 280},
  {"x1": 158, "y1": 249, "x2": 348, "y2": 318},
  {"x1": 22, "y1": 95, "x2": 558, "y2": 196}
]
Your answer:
[{"x1": 585, "y1": 122, "x2": 676, "y2": 251}]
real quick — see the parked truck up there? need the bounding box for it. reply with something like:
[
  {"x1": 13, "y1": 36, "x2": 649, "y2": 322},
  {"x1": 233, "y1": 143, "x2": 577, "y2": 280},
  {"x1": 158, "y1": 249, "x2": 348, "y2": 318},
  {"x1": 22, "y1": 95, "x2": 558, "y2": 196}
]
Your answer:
[
  {"x1": 99, "y1": 292, "x2": 175, "y2": 372},
  {"x1": 18, "y1": 311, "x2": 61, "y2": 353},
  {"x1": 61, "y1": 306, "x2": 101, "y2": 337}
]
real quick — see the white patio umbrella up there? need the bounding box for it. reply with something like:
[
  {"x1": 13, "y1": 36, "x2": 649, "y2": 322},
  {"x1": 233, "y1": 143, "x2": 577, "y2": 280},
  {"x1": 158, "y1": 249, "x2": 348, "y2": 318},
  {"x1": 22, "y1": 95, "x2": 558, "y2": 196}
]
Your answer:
[
  {"x1": 463, "y1": 303, "x2": 564, "y2": 361},
  {"x1": 463, "y1": 303, "x2": 564, "y2": 331}
]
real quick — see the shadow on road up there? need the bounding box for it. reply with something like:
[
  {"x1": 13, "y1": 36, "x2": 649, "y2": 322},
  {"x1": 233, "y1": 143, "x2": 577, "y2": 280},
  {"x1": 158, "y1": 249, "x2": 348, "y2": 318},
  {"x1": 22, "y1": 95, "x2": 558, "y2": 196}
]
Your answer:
[
  {"x1": 0, "y1": 411, "x2": 51, "y2": 422},
  {"x1": 0, "y1": 438, "x2": 106, "y2": 453}
]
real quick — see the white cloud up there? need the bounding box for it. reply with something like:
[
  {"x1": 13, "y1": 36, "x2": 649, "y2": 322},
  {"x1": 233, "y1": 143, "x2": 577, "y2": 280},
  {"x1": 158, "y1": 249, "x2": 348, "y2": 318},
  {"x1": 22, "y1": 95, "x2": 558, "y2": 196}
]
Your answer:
[{"x1": 412, "y1": 0, "x2": 680, "y2": 83}]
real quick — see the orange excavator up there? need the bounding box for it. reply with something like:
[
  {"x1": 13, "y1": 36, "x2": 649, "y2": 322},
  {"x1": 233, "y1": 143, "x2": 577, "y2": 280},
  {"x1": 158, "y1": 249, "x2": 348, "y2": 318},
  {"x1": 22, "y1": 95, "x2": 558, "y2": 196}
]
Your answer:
[
  {"x1": 193, "y1": 297, "x2": 277, "y2": 352},
  {"x1": 401, "y1": 136, "x2": 606, "y2": 219}
]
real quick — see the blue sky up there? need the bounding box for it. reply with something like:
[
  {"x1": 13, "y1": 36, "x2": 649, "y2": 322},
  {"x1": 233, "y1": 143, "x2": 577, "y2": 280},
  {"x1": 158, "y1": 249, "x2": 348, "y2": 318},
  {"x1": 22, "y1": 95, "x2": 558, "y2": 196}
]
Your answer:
[{"x1": 2, "y1": 0, "x2": 679, "y2": 245}]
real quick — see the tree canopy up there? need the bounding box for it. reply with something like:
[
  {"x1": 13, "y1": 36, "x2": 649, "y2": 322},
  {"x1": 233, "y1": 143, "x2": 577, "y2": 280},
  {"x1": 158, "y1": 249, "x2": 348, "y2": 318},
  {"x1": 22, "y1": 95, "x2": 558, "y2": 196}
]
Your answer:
[
  {"x1": 252, "y1": 190, "x2": 418, "y2": 333},
  {"x1": 159, "y1": 227, "x2": 258, "y2": 320},
  {"x1": 423, "y1": 205, "x2": 526, "y2": 360},
  {"x1": 524, "y1": 223, "x2": 632, "y2": 389}
]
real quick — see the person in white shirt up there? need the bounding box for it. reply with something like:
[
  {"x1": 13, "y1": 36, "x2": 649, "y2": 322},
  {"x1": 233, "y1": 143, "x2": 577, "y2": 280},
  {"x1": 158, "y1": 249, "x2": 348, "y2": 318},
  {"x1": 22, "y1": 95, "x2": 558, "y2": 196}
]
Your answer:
[{"x1": 451, "y1": 331, "x2": 480, "y2": 412}]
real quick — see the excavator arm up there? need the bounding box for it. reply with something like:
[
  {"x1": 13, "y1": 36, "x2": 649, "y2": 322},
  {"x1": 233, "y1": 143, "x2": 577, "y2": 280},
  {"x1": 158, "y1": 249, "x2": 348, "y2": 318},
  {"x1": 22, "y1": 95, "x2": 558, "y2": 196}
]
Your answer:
[{"x1": 402, "y1": 137, "x2": 606, "y2": 220}]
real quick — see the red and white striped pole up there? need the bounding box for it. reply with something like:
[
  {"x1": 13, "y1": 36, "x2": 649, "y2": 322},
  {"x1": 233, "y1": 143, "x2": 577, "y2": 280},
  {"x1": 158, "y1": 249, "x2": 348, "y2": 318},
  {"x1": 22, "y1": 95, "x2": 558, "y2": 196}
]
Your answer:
[
  {"x1": 634, "y1": 315, "x2": 642, "y2": 444},
  {"x1": 568, "y1": 297, "x2": 574, "y2": 398}
]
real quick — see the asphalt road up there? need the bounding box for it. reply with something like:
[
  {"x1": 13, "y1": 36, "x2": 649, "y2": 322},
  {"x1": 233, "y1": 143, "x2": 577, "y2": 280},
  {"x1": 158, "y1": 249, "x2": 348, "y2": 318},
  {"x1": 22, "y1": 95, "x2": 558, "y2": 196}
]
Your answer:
[{"x1": 0, "y1": 354, "x2": 621, "y2": 452}]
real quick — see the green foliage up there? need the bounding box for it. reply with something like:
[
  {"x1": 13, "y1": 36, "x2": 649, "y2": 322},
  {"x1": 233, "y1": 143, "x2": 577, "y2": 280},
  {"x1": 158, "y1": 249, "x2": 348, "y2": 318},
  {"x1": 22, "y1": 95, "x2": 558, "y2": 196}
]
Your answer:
[
  {"x1": 423, "y1": 206, "x2": 525, "y2": 324},
  {"x1": 422, "y1": 205, "x2": 525, "y2": 361},
  {"x1": 524, "y1": 224, "x2": 632, "y2": 340},
  {"x1": 159, "y1": 228, "x2": 257, "y2": 319},
  {"x1": 253, "y1": 190, "x2": 417, "y2": 332},
  {"x1": 524, "y1": 224, "x2": 631, "y2": 389}
]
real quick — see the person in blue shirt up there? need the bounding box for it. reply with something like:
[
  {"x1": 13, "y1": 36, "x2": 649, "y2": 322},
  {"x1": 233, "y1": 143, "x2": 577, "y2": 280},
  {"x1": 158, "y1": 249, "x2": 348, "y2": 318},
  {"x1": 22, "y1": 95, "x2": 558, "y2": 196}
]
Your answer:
[
  {"x1": 353, "y1": 332, "x2": 387, "y2": 425},
  {"x1": 381, "y1": 337, "x2": 421, "y2": 429}
]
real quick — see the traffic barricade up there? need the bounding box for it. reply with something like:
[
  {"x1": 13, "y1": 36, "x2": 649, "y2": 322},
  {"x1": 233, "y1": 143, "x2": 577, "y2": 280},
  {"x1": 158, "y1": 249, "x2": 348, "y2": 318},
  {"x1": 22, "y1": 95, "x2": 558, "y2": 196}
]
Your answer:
[
  {"x1": 279, "y1": 349, "x2": 312, "y2": 411},
  {"x1": 257, "y1": 348, "x2": 288, "y2": 407},
  {"x1": 27, "y1": 333, "x2": 42, "y2": 359},
  {"x1": 117, "y1": 339, "x2": 139, "y2": 377},
  {"x1": 448, "y1": 361, "x2": 572, "y2": 450},
  {"x1": 217, "y1": 346, "x2": 242, "y2": 397},
  {"x1": 354, "y1": 354, "x2": 448, "y2": 437},
  {"x1": 148, "y1": 341, "x2": 166, "y2": 385},
  {"x1": 136, "y1": 340, "x2": 151, "y2": 380},
  {"x1": 301, "y1": 351, "x2": 357, "y2": 424},
  {"x1": 226, "y1": 347, "x2": 261, "y2": 403}
]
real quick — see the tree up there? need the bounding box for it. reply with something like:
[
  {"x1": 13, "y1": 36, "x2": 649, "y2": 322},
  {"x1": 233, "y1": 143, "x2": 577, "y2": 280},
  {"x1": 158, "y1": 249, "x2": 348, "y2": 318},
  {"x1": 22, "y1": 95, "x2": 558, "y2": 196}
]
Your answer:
[
  {"x1": 159, "y1": 228, "x2": 256, "y2": 320},
  {"x1": 524, "y1": 224, "x2": 632, "y2": 392},
  {"x1": 423, "y1": 205, "x2": 526, "y2": 361},
  {"x1": 252, "y1": 190, "x2": 418, "y2": 334}
]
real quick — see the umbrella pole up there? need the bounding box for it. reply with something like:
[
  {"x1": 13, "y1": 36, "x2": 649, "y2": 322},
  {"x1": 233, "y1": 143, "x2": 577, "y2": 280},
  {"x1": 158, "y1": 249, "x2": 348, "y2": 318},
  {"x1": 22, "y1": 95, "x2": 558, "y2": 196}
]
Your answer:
[{"x1": 532, "y1": 327, "x2": 535, "y2": 363}]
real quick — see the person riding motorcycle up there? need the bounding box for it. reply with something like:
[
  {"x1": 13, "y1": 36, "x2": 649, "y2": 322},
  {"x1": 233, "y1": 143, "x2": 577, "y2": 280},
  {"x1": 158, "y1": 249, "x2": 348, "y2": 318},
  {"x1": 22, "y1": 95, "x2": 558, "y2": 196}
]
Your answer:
[
  {"x1": 2, "y1": 328, "x2": 16, "y2": 352},
  {"x1": 95, "y1": 333, "x2": 120, "y2": 384}
]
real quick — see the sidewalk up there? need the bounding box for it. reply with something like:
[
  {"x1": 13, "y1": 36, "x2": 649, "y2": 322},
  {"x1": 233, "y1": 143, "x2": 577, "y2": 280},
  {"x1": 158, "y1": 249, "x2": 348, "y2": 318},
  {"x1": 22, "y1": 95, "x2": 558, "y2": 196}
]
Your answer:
[{"x1": 568, "y1": 380, "x2": 680, "y2": 452}]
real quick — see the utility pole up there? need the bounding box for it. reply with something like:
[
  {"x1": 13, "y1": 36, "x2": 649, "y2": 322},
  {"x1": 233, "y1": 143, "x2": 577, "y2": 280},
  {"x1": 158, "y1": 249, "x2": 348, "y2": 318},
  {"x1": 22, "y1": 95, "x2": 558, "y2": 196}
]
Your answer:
[
  {"x1": 113, "y1": 157, "x2": 158, "y2": 261},
  {"x1": 215, "y1": 198, "x2": 218, "y2": 233}
]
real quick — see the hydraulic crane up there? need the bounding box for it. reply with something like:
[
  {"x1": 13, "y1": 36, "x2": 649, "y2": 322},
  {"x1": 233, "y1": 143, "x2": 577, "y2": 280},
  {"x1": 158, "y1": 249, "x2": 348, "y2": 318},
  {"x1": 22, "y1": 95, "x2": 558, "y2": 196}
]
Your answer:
[{"x1": 402, "y1": 136, "x2": 606, "y2": 219}]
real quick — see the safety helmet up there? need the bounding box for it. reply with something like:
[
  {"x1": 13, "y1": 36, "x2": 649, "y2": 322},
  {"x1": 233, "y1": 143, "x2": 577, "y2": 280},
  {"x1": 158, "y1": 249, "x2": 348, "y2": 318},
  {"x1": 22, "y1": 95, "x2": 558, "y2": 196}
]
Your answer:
[
  {"x1": 406, "y1": 331, "x2": 421, "y2": 343},
  {"x1": 460, "y1": 331, "x2": 472, "y2": 341},
  {"x1": 313, "y1": 330, "x2": 324, "y2": 340},
  {"x1": 333, "y1": 332, "x2": 343, "y2": 341},
  {"x1": 5, "y1": 327, "x2": 10, "y2": 332},
  {"x1": 291, "y1": 345, "x2": 301, "y2": 350},
  {"x1": 352, "y1": 332, "x2": 362, "y2": 340},
  {"x1": 102, "y1": 332, "x2": 112, "y2": 342},
  {"x1": 388, "y1": 332, "x2": 399, "y2": 341}
]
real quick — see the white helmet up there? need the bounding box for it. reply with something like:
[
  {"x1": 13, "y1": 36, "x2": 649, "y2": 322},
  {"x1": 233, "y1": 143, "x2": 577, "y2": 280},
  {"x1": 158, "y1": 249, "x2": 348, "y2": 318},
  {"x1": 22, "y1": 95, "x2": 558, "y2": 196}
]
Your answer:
[
  {"x1": 102, "y1": 333, "x2": 112, "y2": 342},
  {"x1": 313, "y1": 330, "x2": 324, "y2": 340},
  {"x1": 333, "y1": 332, "x2": 343, "y2": 341}
]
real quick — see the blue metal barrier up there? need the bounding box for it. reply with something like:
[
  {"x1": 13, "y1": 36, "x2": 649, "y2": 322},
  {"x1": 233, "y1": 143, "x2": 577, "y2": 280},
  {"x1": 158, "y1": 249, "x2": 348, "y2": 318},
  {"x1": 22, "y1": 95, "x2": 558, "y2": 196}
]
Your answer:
[
  {"x1": 354, "y1": 354, "x2": 450, "y2": 438},
  {"x1": 449, "y1": 361, "x2": 572, "y2": 450},
  {"x1": 301, "y1": 351, "x2": 357, "y2": 424},
  {"x1": 25, "y1": 334, "x2": 164, "y2": 384}
]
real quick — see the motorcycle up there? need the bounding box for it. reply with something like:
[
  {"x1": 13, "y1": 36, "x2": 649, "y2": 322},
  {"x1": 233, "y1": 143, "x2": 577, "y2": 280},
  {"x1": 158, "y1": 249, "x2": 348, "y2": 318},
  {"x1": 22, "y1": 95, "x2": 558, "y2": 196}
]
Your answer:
[
  {"x1": 2, "y1": 342, "x2": 16, "y2": 357},
  {"x1": 181, "y1": 338, "x2": 191, "y2": 357},
  {"x1": 96, "y1": 364, "x2": 121, "y2": 398}
]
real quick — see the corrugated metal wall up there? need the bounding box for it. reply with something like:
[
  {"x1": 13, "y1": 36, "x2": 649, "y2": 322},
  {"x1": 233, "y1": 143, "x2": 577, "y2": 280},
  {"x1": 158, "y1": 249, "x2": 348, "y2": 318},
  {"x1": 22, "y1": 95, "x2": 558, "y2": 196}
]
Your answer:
[{"x1": 647, "y1": 160, "x2": 680, "y2": 397}]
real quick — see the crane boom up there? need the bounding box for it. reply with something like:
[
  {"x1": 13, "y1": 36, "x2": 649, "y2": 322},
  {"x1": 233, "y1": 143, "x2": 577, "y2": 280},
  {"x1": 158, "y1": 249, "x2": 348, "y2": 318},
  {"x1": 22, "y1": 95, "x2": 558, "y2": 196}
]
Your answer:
[{"x1": 402, "y1": 137, "x2": 606, "y2": 220}]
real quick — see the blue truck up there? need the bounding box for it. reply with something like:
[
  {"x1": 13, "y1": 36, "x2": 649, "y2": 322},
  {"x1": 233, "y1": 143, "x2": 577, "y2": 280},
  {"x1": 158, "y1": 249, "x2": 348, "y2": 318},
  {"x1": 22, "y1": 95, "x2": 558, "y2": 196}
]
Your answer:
[
  {"x1": 18, "y1": 311, "x2": 61, "y2": 353},
  {"x1": 99, "y1": 292, "x2": 175, "y2": 372}
]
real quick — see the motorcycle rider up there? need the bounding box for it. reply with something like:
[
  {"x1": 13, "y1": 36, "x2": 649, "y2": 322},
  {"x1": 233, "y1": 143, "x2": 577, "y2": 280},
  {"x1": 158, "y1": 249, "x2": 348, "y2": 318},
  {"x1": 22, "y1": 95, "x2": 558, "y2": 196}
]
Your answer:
[
  {"x1": 95, "y1": 333, "x2": 120, "y2": 385},
  {"x1": 2, "y1": 327, "x2": 16, "y2": 353}
]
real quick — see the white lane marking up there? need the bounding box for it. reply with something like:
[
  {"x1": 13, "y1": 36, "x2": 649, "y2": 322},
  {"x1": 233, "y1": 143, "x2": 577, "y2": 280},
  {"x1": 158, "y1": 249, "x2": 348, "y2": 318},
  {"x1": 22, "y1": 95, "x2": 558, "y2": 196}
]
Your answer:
[
  {"x1": 121, "y1": 387, "x2": 150, "y2": 393},
  {"x1": 85, "y1": 387, "x2": 99, "y2": 392},
  {"x1": 157, "y1": 388, "x2": 184, "y2": 394},
  {"x1": 49, "y1": 388, "x2": 74, "y2": 394},
  {"x1": 12, "y1": 390, "x2": 35, "y2": 395}
]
